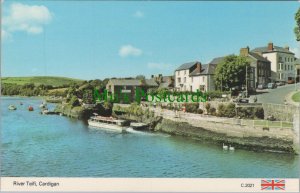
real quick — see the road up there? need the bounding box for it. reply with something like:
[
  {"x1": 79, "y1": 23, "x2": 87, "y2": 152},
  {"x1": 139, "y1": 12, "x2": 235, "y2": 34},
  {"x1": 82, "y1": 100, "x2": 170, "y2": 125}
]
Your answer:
[{"x1": 251, "y1": 83, "x2": 300, "y2": 104}]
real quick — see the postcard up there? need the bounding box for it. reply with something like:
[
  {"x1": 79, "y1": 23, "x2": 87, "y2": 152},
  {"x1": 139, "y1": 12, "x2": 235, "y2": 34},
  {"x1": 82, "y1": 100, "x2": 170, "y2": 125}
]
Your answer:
[{"x1": 1, "y1": 0, "x2": 300, "y2": 192}]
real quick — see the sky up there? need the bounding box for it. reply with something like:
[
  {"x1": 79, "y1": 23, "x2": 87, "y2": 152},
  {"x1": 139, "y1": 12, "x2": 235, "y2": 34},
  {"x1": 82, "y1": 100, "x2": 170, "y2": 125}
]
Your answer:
[{"x1": 2, "y1": 0, "x2": 300, "y2": 80}]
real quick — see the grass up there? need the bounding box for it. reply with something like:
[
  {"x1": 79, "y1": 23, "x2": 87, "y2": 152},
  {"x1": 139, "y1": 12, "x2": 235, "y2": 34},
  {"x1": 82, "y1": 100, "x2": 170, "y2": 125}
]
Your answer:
[
  {"x1": 253, "y1": 120, "x2": 293, "y2": 128},
  {"x1": 292, "y1": 91, "x2": 300, "y2": 102},
  {"x1": 1, "y1": 76, "x2": 84, "y2": 87}
]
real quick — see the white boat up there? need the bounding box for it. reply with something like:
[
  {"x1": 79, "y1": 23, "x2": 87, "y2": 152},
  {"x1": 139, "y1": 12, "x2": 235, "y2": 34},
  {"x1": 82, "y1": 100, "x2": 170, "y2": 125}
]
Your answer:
[
  {"x1": 8, "y1": 105, "x2": 17, "y2": 110},
  {"x1": 88, "y1": 116, "x2": 129, "y2": 132}
]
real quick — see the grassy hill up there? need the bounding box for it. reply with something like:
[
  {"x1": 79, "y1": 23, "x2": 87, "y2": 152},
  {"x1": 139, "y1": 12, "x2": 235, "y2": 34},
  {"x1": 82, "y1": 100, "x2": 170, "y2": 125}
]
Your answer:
[{"x1": 1, "y1": 76, "x2": 85, "y2": 87}]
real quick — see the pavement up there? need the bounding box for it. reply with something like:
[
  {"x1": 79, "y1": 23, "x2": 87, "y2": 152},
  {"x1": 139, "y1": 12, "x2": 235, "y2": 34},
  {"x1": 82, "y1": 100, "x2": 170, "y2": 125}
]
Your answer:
[{"x1": 249, "y1": 83, "x2": 300, "y2": 104}]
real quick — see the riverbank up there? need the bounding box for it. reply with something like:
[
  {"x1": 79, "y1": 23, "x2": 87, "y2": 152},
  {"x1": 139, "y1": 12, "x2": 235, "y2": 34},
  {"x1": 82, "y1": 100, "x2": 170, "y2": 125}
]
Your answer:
[{"x1": 114, "y1": 104, "x2": 299, "y2": 154}]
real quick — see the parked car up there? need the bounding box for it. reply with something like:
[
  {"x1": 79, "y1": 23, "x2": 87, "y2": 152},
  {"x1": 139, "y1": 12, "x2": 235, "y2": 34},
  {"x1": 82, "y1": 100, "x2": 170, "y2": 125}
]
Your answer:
[
  {"x1": 267, "y1": 83, "x2": 277, "y2": 89},
  {"x1": 275, "y1": 81, "x2": 285, "y2": 86},
  {"x1": 238, "y1": 98, "x2": 249, "y2": 103},
  {"x1": 257, "y1": 83, "x2": 267, "y2": 90},
  {"x1": 287, "y1": 79, "x2": 295, "y2": 84}
]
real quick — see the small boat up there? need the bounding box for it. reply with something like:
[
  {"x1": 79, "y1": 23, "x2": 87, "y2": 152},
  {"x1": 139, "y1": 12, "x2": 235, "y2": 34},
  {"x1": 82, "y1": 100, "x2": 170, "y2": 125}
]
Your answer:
[
  {"x1": 88, "y1": 116, "x2": 129, "y2": 132},
  {"x1": 28, "y1": 106, "x2": 34, "y2": 111},
  {"x1": 20, "y1": 102, "x2": 23, "y2": 105},
  {"x1": 39, "y1": 102, "x2": 47, "y2": 109},
  {"x1": 8, "y1": 105, "x2": 17, "y2": 110}
]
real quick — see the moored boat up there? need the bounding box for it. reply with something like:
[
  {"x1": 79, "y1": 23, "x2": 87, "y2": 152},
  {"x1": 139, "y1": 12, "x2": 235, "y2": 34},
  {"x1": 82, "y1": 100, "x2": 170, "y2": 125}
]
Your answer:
[
  {"x1": 88, "y1": 116, "x2": 129, "y2": 132},
  {"x1": 8, "y1": 105, "x2": 17, "y2": 110},
  {"x1": 28, "y1": 106, "x2": 34, "y2": 111}
]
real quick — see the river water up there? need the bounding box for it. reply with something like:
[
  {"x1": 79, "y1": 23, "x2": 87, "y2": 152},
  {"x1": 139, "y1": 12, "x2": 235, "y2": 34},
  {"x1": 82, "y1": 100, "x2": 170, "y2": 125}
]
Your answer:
[{"x1": 1, "y1": 97, "x2": 299, "y2": 177}]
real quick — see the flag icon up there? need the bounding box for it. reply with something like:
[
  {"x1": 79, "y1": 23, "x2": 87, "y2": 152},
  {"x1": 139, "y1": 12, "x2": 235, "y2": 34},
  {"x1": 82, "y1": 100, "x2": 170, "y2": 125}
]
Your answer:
[{"x1": 261, "y1": 179, "x2": 285, "y2": 190}]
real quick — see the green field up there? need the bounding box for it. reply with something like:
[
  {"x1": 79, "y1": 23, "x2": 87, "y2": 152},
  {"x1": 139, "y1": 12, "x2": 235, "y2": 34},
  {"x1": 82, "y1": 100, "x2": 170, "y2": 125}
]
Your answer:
[
  {"x1": 292, "y1": 91, "x2": 300, "y2": 102},
  {"x1": 1, "y1": 76, "x2": 84, "y2": 87}
]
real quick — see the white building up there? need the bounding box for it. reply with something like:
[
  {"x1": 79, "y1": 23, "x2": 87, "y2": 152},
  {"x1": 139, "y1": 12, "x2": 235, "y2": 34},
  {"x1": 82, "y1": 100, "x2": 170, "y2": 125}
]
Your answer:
[
  {"x1": 174, "y1": 61, "x2": 216, "y2": 92},
  {"x1": 252, "y1": 42, "x2": 296, "y2": 82}
]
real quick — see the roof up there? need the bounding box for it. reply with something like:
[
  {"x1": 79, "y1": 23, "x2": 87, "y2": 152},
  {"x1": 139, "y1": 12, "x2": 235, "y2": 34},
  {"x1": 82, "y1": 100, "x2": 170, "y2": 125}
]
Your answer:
[
  {"x1": 248, "y1": 52, "x2": 270, "y2": 63},
  {"x1": 189, "y1": 63, "x2": 217, "y2": 76},
  {"x1": 144, "y1": 79, "x2": 158, "y2": 86},
  {"x1": 251, "y1": 46, "x2": 294, "y2": 54},
  {"x1": 295, "y1": 58, "x2": 300, "y2": 64},
  {"x1": 209, "y1": 57, "x2": 225, "y2": 65},
  {"x1": 175, "y1": 61, "x2": 199, "y2": 71},
  {"x1": 108, "y1": 78, "x2": 158, "y2": 87},
  {"x1": 159, "y1": 82, "x2": 172, "y2": 89}
]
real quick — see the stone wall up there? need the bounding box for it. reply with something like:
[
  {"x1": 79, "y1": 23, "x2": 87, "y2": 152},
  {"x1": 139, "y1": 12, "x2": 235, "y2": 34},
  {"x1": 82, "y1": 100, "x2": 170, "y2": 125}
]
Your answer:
[{"x1": 262, "y1": 103, "x2": 297, "y2": 122}]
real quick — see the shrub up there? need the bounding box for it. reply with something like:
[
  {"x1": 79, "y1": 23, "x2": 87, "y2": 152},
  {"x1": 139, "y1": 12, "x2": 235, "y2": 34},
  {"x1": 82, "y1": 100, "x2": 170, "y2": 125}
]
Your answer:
[
  {"x1": 209, "y1": 107, "x2": 216, "y2": 115},
  {"x1": 217, "y1": 104, "x2": 226, "y2": 117},
  {"x1": 197, "y1": 108, "x2": 204, "y2": 114},
  {"x1": 237, "y1": 107, "x2": 254, "y2": 119},
  {"x1": 69, "y1": 96, "x2": 80, "y2": 107},
  {"x1": 185, "y1": 103, "x2": 199, "y2": 113},
  {"x1": 225, "y1": 103, "x2": 236, "y2": 118},
  {"x1": 254, "y1": 107, "x2": 264, "y2": 119},
  {"x1": 205, "y1": 103, "x2": 211, "y2": 113}
]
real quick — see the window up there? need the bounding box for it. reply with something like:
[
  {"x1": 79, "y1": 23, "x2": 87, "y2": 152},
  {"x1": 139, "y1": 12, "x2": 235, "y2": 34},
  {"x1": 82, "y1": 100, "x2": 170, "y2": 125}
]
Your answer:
[
  {"x1": 202, "y1": 77, "x2": 205, "y2": 82},
  {"x1": 285, "y1": 64, "x2": 287, "y2": 70},
  {"x1": 288, "y1": 65, "x2": 290, "y2": 70},
  {"x1": 291, "y1": 65, "x2": 293, "y2": 70},
  {"x1": 177, "y1": 78, "x2": 181, "y2": 83},
  {"x1": 177, "y1": 71, "x2": 179, "y2": 76},
  {"x1": 184, "y1": 70, "x2": 186, "y2": 75},
  {"x1": 184, "y1": 77, "x2": 186, "y2": 83},
  {"x1": 190, "y1": 86, "x2": 192, "y2": 92},
  {"x1": 191, "y1": 77, "x2": 193, "y2": 82}
]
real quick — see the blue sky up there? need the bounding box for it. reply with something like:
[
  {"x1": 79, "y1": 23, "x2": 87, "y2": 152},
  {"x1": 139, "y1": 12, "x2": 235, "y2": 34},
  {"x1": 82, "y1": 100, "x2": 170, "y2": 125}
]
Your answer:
[{"x1": 2, "y1": 1, "x2": 300, "y2": 80}]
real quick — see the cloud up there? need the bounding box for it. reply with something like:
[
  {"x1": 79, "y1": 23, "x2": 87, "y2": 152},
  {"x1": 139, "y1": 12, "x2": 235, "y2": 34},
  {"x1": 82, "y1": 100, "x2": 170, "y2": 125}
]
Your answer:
[
  {"x1": 291, "y1": 43, "x2": 300, "y2": 58},
  {"x1": 119, "y1": 45, "x2": 142, "y2": 57},
  {"x1": 147, "y1": 62, "x2": 172, "y2": 70},
  {"x1": 1, "y1": 29, "x2": 12, "y2": 41},
  {"x1": 3, "y1": 3, "x2": 52, "y2": 36},
  {"x1": 133, "y1": 11, "x2": 144, "y2": 18}
]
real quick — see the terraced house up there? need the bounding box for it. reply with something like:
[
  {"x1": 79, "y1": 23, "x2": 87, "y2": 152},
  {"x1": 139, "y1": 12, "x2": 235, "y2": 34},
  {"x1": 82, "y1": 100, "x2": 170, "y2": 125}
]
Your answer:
[
  {"x1": 252, "y1": 42, "x2": 296, "y2": 82},
  {"x1": 174, "y1": 61, "x2": 216, "y2": 92}
]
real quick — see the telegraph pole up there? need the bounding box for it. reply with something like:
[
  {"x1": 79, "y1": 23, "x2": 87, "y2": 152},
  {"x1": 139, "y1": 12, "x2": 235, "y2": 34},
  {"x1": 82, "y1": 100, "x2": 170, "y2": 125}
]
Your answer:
[{"x1": 246, "y1": 66, "x2": 248, "y2": 97}]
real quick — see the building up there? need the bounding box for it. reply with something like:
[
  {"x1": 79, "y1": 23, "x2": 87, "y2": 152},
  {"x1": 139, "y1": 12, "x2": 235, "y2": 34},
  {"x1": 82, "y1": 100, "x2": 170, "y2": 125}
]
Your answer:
[
  {"x1": 252, "y1": 42, "x2": 296, "y2": 82},
  {"x1": 151, "y1": 74, "x2": 174, "y2": 90},
  {"x1": 240, "y1": 46, "x2": 271, "y2": 86},
  {"x1": 174, "y1": 61, "x2": 216, "y2": 92},
  {"x1": 106, "y1": 78, "x2": 158, "y2": 102}
]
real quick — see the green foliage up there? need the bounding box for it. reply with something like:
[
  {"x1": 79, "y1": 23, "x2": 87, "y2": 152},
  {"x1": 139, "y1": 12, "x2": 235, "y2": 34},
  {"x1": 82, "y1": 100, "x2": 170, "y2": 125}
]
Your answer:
[
  {"x1": 205, "y1": 103, "x2": 211, "y2": 113},
  {"x1": 214, "y1": 55, "x2": 250, "y2": 90},
  {"x1": 295, "y1": 8, "x2": 300, "y2": 41},
  {"x1": 217, "y1": 104, "x2": 226, "y2": 117},
  {"x1": 69, "y1": 96, "x2": 80, "y2": 107},
  {"x1": 197, "y1": 108, "x2": 204, "y2": 114},
  {"x1": 209, "y1": 107, "x2": 216, "y2": 115},
  {"x1": 254, "y1": 107, "x2": 264, "y2": 119},
  {"x1": 185, "y1": 103, "x2": 199, "y2": 113},
  {"x1": 1, "y1": 76, "x2": 84, "y2": 87}
]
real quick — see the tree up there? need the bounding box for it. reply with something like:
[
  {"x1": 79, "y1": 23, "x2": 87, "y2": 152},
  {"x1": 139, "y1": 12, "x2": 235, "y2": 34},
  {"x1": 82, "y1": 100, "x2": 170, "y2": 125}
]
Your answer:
[
  {"x1": 214, "y1": 55, "x2": 250, "y2": 90},
  {"x1": 295, "y1": 8, "x2": 300, "y2": 41},
  {"x1": 136, "y1": 75, "x2": 145, "y2": 80}
]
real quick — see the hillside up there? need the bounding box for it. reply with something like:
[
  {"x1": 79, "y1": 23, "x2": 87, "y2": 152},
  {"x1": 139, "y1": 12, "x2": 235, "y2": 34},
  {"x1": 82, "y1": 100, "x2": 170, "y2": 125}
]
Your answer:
[{"x1": 1, "y1": 76, "x2": 85, "y2": 87}]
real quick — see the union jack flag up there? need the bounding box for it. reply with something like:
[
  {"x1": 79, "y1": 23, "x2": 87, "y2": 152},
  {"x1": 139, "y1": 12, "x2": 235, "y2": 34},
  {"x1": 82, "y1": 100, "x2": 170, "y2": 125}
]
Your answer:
[{"x1": 261, "y1": 179, "x2": 285, "y2": 190}]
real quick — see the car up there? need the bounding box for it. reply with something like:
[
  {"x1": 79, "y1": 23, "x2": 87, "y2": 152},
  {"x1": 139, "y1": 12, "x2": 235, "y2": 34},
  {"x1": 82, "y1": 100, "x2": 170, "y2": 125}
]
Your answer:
[
  {"x1": 275, "y1": 81, "x2": 285, "y2": 86},
  {"x1": 257, "y1": 83, "x2": 267, "y2": 90},
  {"x1": 267, "y1": 83, "x2": 277, "y2": 89},
  {"x1": 287, "y1": 79, "x2": 295, "y2": 84},
  {"x1": 238, "y1": 98, "x2": 249, "y2": 103}
]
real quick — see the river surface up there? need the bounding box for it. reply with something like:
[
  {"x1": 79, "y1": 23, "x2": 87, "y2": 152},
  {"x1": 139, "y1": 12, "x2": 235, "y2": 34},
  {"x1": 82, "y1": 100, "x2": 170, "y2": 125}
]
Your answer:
[{"x1": 1, "y1": 97, "x2": 299, "y2": 177}]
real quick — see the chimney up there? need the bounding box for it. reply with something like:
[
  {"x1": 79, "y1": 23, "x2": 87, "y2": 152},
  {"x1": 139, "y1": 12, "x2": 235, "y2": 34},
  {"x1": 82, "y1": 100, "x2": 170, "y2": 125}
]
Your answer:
[
  {"x1": 240, "y1": 46, "x2": 249, "y2": 56},
  {"x1": 196, "y1": 62, "x2": 201, "y2": 73},
  {"x1": 151, "y1": 75, "x2": 154, "y2": 79},
  {"x1": 268, "y1": 42, "x2": 273, "y2": 51},
  {"x1": 285, "y1": 46, "x2": 289, "y2": 51}
]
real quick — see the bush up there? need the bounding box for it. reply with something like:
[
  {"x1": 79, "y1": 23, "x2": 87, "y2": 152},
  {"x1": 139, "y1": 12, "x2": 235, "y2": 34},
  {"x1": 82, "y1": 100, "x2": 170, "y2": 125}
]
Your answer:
[
  {"x1": 254, "y1": 107, "x2": 264, "y2": 119},
  {"x1": 207, "y1": 90, "x2": 231, "y2": 99},
  {"x1": 69, "y1": 96, "x2": 80, "y2": 107},
  {"x1": 225, "y1": 103, "x2": 236, "y2": 118},
  {"x1": 217, "y1": 104, "x2": 226, "y2": 117},
  {"x1": 209, "y1": 107, "x2": 216, "y2": 115},
  {"x1": 197, "y1": 108, "x2": 203, "y2": 114},
  {"x1": 205, "y1": 103, "x2": 211, "y2": 113},
  {"x1": 237, "y1": 107, "x2": 254, "y2": 119},
  {"x1": 185, "y1": 103, "x2": 199, "y2": 113}
]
